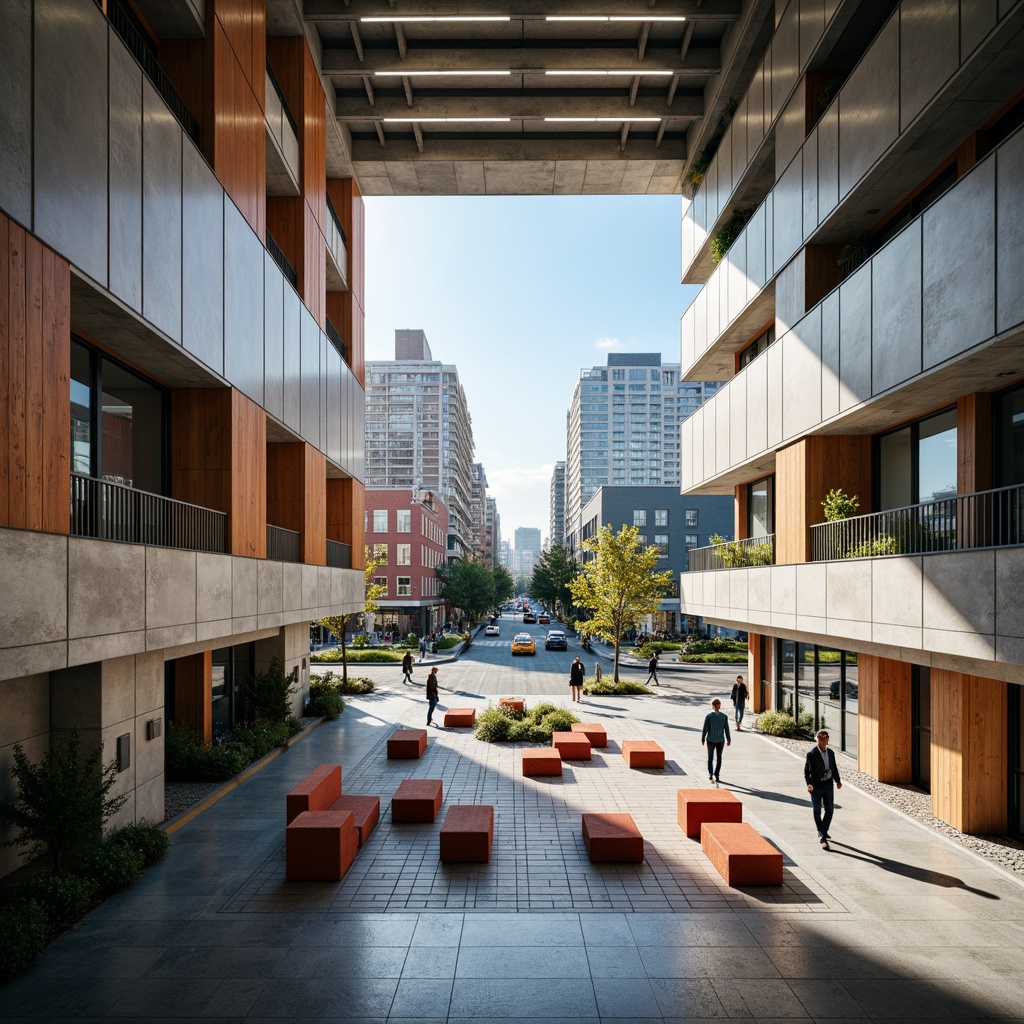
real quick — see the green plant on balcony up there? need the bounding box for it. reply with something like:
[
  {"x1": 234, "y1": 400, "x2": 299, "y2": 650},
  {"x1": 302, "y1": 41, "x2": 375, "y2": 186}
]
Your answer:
[
  {"x1": 821, "y1": 488, "x2": 860, "y2": 521},
  {"x1": 708, "y1": 533, "x2": 774, "y2": 568},
  {"x1": 847, "y1": 534, "x2": 903, "y2": 557},
  {"x1": 710, "y1": 208, "x2": 754, "y2": 263},
  {"x1": 688, "y1": 157, "x2": 710, "y2": 190}
]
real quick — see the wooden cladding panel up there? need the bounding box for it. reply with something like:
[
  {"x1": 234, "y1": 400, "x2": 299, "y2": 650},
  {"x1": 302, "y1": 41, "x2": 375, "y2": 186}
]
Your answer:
[
  {"x1": 302, "y1": 43, "x2": 326, "y2": 231},
  {"x1": 231, "y1": 390, "x2": 266, "y2": 558},
  {"x1": 734, "y1": 484, "x2": 748, "y2": 541},
  {"x1": 160, "y1": 40, "x2": 206, "y2": 142},
  {"x1": 326, "y1": 179, "x2": 365, "y2": 385},
  {"x1": 327, "y1": 477, "x2": 364, "y2": 568},
  {"x1": 931, "y1": 669, "x2": 1007, "y2": 834},
  {"x1": 748, "y1": 633, "x2": 771, "y2": 714},
  {"x1": 266, "y1": 441, "x2": 326, "y2": 565},
  {"x1": 212, "y1": 0, "x2": 265, "y2": 108},
  {"x1": 776, "y1": 435, "x2": 872, "y2": 563},
  {"x1": 804, "y1": 246, "x2": 844, "y2": 312},
  {"x1": 856, "y1": 654, "x2": 912, "y2": 783},
  {"x1": 0, "y1": 214, "x2": 70, "y2": 533},
  {"x1": 958, "y1": 392, "x2": 992, "y2": 494},
  {"x1": 304, "y1": 201, "x2": 325, "y2": 329},
  {"x1": 173, "y1": 650, "x2": 213, "y2": 742}
]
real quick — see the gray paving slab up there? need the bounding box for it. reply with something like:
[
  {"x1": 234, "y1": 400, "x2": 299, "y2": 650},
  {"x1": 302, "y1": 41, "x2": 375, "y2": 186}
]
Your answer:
[{"x1": 3, "y1": 662, "x2": 1024, "y2": 1022}]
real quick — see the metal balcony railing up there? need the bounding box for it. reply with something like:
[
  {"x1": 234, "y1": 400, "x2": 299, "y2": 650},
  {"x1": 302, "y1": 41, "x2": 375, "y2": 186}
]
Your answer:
[
  {"x1": 688, "y1": 535, "x2": 775, "y2": 572},
  {"x1": 266, "y1": 231, "x2": 297, "y2": 288},
  {"x1": 266, "y1": 524, "x2": 302, "y2": 562},
  {"x1": 326, "y1": 193, "x2": 348, "y2": 247},
  {"x1": 70, "y1": 474, "x2": 227, "y2": 553},
  {"x1": 811, "y1": 485, "x2": 1024, "y2": 561},
  {"x1": 326, "y1": 317, "x2": 348, "y2": 361},
  {"x1": 265, "y1": 61, "x2": 298, "y2": 137},
  {"x1": 326, "y1": 539, "x2": 351, "y2": 569}
]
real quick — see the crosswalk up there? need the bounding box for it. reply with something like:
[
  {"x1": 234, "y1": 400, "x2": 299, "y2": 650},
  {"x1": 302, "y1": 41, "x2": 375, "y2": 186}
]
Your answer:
[{"x1": 473, "y1": 639, "x2": 510, "y2": 647}]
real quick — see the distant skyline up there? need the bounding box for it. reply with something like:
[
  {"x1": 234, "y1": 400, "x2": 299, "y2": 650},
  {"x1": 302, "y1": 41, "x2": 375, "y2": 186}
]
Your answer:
[{"x1": 363, "y1": 194, "x2": 700, "y2": 542}]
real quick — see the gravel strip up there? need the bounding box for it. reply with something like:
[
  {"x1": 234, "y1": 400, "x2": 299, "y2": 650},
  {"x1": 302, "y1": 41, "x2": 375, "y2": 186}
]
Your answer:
[{"x1": 761, "y1": 731, "x2": 1024, "y2": 880}]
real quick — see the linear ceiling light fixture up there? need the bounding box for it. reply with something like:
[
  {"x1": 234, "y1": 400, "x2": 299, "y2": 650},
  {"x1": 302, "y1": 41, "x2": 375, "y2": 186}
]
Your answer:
[
  {"x1": 545, "y1": 70, "x2": 673, "y2": 76},
  {"x1": 361, "y1": 15, "x2": 511, "y2": 22},
  {"x1": 382, "y1": 117, "x2": 512, "y2": 123},
  {"x1": 375, "y1": 70, "x2": 512, "y2": 76},
  {"x1": 545, "y1": 15, "x2": 687, "y2": 21},
  {"x1": 544, "y1": 116, "x2": 662, "y2": 122}
]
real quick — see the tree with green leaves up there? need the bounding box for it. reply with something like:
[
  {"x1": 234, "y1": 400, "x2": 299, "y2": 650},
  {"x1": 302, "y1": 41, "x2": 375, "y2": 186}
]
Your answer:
[
  {"x1": 318, "y1": 546, "x2": 387, "y2": 685},
  {"x1": 436, "y1": 558, "x2": 495, "y2": 624},
  {"x1": 491, "y1": 563, "x2": 515, "y2": 608},
  {"x1": 530, "y1": 544, "x2": 578, "y2": 618},
  {"x1": 0, "y1": 727, "x2": 127, "y2": 872},
  {"x1": 569, "y1": 524, "x2": 674, "y2": 682}
]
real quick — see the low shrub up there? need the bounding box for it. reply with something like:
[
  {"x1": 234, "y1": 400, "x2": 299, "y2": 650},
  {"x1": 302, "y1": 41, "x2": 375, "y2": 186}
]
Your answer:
[
  {"x1": 474, "y1": 702, "x2": 580, "y2": 743},
  {"x1": 307, "y1": 676, "x2": 345, "y2": 720},
  {"x1": 166, "y1": 722, "x2": 250, "y2": 783},
  {"x1": 337, "y1": 675, "x2": 375, "y2": 694},
  {"x1": 677, "y1": 652, "x2": 749, "y2": 664},
  {"x1": 242, "y1": 656, "x2": 298, "y2": 725},
  {"x1": 0, "y1": 898, "x2": 49, "y2": 984},
  {"x1": 634, "y1": 642, "x2": 681, "y2": 659},
  {"x1": 474, "y1": 707, "x2": 514, "y2": 742},
  {"x1": 755, "y1": 710, "x2": 797, "y2": 736},
  {"x1": 107, "y1": 821, "x2": 169, "y2": 867},
  {"x1": 683, "y1": 637, "x2": 748, "y2": 655},
  {"x1": 16, "y1": 872, "x2": 98, "y2": 932},
  {"x1": 311, "y1": 648, "x2": 403, "y2": 664},
  {"x1": 436, "y1": 635, "x2": 462, "y2": 650},
  {"x1": 541, "y1": 708, "x2": 577, "y2": 733},
  {"x1": 583, "y1": 678, "x2": 652, "y2": 695},
  {"x1": 76, "y1": 841, "x2": 144, "y2": 898}
]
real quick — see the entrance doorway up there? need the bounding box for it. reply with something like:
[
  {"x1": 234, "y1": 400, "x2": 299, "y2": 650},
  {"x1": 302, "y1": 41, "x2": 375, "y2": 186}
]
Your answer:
[{"x1": 912, "y1": 666, "x2": 932, "y2": 791}]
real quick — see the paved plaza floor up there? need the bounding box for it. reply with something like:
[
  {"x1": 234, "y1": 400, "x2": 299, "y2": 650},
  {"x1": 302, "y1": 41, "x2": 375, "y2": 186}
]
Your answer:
[{"x1": 3, "y1": 668, "x2": 1023, "y2": 1022}]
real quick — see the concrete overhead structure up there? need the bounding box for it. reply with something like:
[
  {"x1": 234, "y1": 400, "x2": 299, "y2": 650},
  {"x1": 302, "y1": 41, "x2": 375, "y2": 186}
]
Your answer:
[{"x1": 677, "y1": 0, "x2": 1024, "y2": 840}]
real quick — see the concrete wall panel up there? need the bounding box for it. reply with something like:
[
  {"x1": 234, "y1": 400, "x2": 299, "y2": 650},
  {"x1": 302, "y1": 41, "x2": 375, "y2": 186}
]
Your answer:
[
  {"x1": 223, "y1": 202, "x2": 265, "y2": 406},
  {"x1": 746, "y1": 352, "x2": 768, "y2": 456},
  {"x1": 703, "y1": 402, "x2": 717, "y2": 486},
  {"x1": 872, "y1": 555, "x2": 924, "y2": 644},
  {"x1": 681, "y1": 303, "x2": 697, "y2": 374},
  {"x1": 746, "y1": 204, "x2": 767, "y2": 294},
  {"x1": 923, "y1": 550, "x2": 995, "y2": 636},
  {"x1": 802, "y1": 132, "x2": 819, "y2": 234},
  {"x1": 766, "y1": 340, "x2": 784, "y2": 448},
  {"x1": 771, "y1": 0, "x2": 800, "y2": 123},
  {"x1": 871, "y1": 220, "x2": 922, "y2": 393},
  {"x1": 783, "y1": 308, "x2": 822, "y2": 440},
  {"x1": 775, "y1": 251, "x2": 805, "y2": 336},
  {"x1": 728, "y1": 235, "x2": 747, "y2": 327},
  {"x1": 142, "y1": 80, "x2": 182, "y2": 343},
  {"x1": 820, "y1": 290, "x2": 841, "y2": 421},
  {"x1": 799, "y1": 0, "x2": 827, "y2": 64},
  {"x1": 0, "y1": 532, "x2": 67, "y2": 649},
  {"x1": 232, "y1": 557, "x2": 259, "y2": 633},
  {"x1": 825, "y1": 559, "x2": 872, "y2": 622},
  {"x1": 961, "y1": 0, "x2": 998, "y2": 58},
  {"x1": 108, "y1": 40, "x2": 143, "y2": 312},
  {"x1": 68, "y1": 538, "x2": 145, "y2": 639},
  {"x1": 900, "y1": 0, "x2": 959, "y2": 131},
  {"x1": 747, "y1": 60, "x2": 766, "y2": 154},
  {"x1": 34, "y1": 0, "x2": 109, "y2": 284},
  {"x1": 996, "y1": 127, "x2": 1024, "y2": 334},
  {"x1": 0, "y1": 0, "x2": 32, "y2": 226},
  {"x1": 775, "y1": 89, "x2": 806, "y2": 183},
  {"x1": 773, "y1": 159, "x2": 803, "y2": 271},
  {"x1": 816, "y1": 106, "x2": 840, "y2": 223},
  {"x1": 715, "y1": 387, "x2": 731, "y2": 477},
  {"x1": 838, "y1": 265, "x2": 872, "y2": 411},
  {"x1": 995, "y1": 547, "x2": 1024, "y2": 639},
  {"x1": 730, "y1": 371, "x2": 748, "y2": 469},
  {"x1": 182, "y1": 145, "x2": 224, "y2": 374},
  {"x1": 923, "y1": 158, "x2": 995, "y2": 368},
  {"x1": 731, "y1": 97, "x2": 749, "y2": 190}
]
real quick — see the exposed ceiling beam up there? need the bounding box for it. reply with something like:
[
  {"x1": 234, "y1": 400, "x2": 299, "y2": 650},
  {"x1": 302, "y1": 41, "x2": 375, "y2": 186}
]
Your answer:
[
  {"x1": 374, "y1": 121, "x2": 386, "y2": 145},
  {"x1": 637, "y1": 22, "x2": 651, "y2": 61},
  {"x1": 362, "y1": 75, "x2": 374, "y2": 105},
  {"x1": 629, "y1": 76, "x2": 640, "y2": 106},
  {"x1": 402, "y1": 75, "x2": 414, "y2": 106},
  {"x1": 303, "y1": 0, "x2": 741, "y2": 20},
  {"x1": 680, "y1": 21, "x2": 695, "y2": 60},
  {"x1": 394, "y1": 23, "x2": 407, "y2": 59},
  {"x1": 349, "y1": 21, "x2": 364, "y2": 61},
  {"x1": 335, "y1": 94, "x2": 703, "y2": 118},
  {"x1": 413, "y1": 123, "x2": 424, "y2": 152},
  {"x1": 349, "y1": 137, "x2": 687, "y2": 161},
  {"x1": 619, "y1": 122, "x2": 630, "y2": 151}
]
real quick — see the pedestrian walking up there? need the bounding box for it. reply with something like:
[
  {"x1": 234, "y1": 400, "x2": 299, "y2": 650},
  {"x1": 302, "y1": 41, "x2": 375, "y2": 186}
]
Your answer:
[
  {"x1": 401, "y1": 649, "x2": 414, "y2": 684},
  {"x1": 419, "y1": 636, "x2": 427, "y2": 661},
  {"x1": 594, "y1": 661, "x2": 603, "y2": 684},
  {"x1": 701, "y1": 698, "x2": 731, "y2": 783},
  {"x1": 569, "y1": 656, "x2": 585, "y2": 703},
  {"x1": 730, "y1": 674, "x2": 749, "y2": 730},
  {"x1": 646, "y1": 649, "x2": 660, "y2": 686},
  {"x1": 426, "y1": 667, "x2": 440, "y2": 726},
  {"x1": 804, "y1": 729, "x2": 842, "y2": 848}
]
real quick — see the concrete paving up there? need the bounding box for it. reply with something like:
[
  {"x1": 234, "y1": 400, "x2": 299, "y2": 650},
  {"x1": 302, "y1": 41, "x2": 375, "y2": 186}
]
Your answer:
[{"x1": 3, "y1": 666, "x2": 1023, "y2": 1022}]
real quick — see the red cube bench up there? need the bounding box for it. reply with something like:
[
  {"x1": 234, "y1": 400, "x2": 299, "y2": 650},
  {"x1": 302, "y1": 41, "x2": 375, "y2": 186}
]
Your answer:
[
  {"x1": 387, "y1": 729, "x2": 428, "y2": 759},
  {"x1": 286, "y1": 809, "x2": 357, "y2": 881},
  {"x1": 552, "y1": 731, "x2": 591, "y2": 760},
  {"x1": 439, "y1": 804, "x2": 494, "y2": 863},
  {"x1": 522, "y1": 748, "x2": 562, "y2": 776},
  {"x1": 392, "y1": 778, "x2": 444, "y2": 822},
  {"x1": 571, "y1": 722, "x2": 607, "y2": 747},
  {"x1": 582, "y1": 812, "x2": 644, "y2": 863},
  {"x1": 498, "y1": 697, "x2": 525, "y2": 712},
  {"x1": 286, "y1": 764, "x2": 341, "y2": 824},
  {"x1": 701, "y1": 822, "x2": 783, "y2": 886},
  {"x1": 330, "y1": 795, "x2": 380, "y2": 847},
  {"x1": 444, "y1": 708, "x2": 476, "y2": 728},
  {"x1": 621, "y1": 740, "x2": 665, "y2": 769},
  {"x1": 677, "y1": 788, "x2": 742, "y2": 838}
]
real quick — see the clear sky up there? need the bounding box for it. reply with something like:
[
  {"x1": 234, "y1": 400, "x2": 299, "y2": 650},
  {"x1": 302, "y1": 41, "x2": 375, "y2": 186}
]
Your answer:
[{"x1": 364, "y1": 194, "x2": 700, "y2": 545}]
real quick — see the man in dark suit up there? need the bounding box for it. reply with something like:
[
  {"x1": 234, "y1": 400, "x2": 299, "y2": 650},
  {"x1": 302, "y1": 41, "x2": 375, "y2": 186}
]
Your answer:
[{"x1": 804, "y1": 729, "x2": 842, "y2": 848}]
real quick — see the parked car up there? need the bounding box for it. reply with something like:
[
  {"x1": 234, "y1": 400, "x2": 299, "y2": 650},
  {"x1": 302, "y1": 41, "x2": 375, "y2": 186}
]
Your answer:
[
  {"x1": 523, "y1": 612, "x2": 537, "y2": 624},
  {"x1": 538, "y1": 613, "x2": 550, "y2": 624},
  {"x1": 511, "y1": 633, "x2": 537, "y2": 655},
  {"x1": 485, "y1": 624, "x2": 500, "y2": 637},
  {"x1": 544, "y1": 630, "x2": 567, "y2": 650}
]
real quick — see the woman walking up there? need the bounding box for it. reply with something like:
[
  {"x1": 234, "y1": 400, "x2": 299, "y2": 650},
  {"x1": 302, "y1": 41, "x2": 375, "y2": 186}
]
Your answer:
[{"x1": 569, "y1": 656, "x2": 585, "y2": 703}]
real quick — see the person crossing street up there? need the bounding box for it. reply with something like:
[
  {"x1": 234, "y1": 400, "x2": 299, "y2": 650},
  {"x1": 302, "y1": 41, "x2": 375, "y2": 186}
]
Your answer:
[
  {"x1": 646, "y1": 650, "x2": 660, "y2": 686},
  {"x1": 701, "y1": 698, "x2": 731, "y2": 783}
]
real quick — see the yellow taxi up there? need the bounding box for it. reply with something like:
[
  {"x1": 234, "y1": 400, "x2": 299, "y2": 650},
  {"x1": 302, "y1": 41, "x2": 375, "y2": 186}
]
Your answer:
[{"x1": 511, "y1": 632, "x2": 536, "y2": 656}]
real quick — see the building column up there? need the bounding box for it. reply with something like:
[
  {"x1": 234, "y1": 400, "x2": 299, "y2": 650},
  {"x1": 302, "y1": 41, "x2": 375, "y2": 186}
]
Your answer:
[
  {"x1": 931, "y1": 669, "x2": 1008, "y2": 834},
  {"x1": 857, "y1": 654, "x2": 912, "y2": 783},
  {"x1": 267, "y1": 441, "x2": 327, "y2": 565},
  {"x1": 747, "y1": 633, "x2": 771, "y2": 713}
]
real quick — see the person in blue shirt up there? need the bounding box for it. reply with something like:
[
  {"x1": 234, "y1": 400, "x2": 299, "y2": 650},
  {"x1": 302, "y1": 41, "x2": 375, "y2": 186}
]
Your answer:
[{"x1": 701, "y1": 698, "x2": 731, "y2": 783}]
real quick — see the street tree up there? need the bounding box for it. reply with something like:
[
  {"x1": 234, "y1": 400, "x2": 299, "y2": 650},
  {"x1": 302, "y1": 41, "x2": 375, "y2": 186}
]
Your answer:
[
  {"x1": 569, "y1": 524, "x2": 674, "y2": 682},
  {"x1": 318, "y1": 546, "x2": 386, "y2": 685},
  {"x1": 529, "y1": 543, "x2": 578, "y2": 618},
  {"x1": 436, "y1": 558, "x2": 495, "y2": 624},
  {"x1": 491, "y1": 563, "x2": 515, "y2": 608}
]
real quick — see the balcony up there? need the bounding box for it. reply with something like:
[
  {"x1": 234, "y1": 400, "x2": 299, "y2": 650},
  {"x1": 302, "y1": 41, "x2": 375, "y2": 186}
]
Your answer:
[
  {"x1": 325, "y1": 193, "x2": 349, "y2": 292},
  {"x1": 265, "y1": 63, "x2": 300, "y2": 197},
  {"x1": 327, "y1": 539, "x2": 352, "y2": 569},
  {"x1": 688, "y1": 535, "x2": 775, "y2": 572},
  {"x1": 266, "y1": 524, "x2": 301, "y2": 563}
]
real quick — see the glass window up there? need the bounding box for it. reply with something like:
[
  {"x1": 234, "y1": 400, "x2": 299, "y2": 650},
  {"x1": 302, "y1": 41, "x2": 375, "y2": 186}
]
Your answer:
[
  {"x1": 373, "y1": 543, "x2": 388, "y2": 562},
  {"x1": 879, "y1": 428, "x2": 913, "y2": 509},
  {"x1": 685, "y1": 509, "x2": 698, "y2": 527},
  {"x1": 994, "y1": 381, "x2": 1024, "y2": 486},
  {"x1": 685, "y1": 533, "x2": 698, "y2": 547},
  {"x1": 655, "y1": 509, "x2": 668, "y2": 527},
  {"x1": 654, "y1": 534, "x2": 668, "y2": 555},
  {"x1": 633, "y1": 510, "x2": 646, "y2": 527},
  {"x1": 396, "y1": 543, "x2": 411, "y2": 565},
  {"x1": 373, "y1": 510, "x2": 388, "y2": 532},
  {"x1": 637, "y1": 534, "x2": 647, "y2": 546},
  {"x1": 396, "y1": 510, "x2": 411, "y2": 533},
  {"x1": 70, "y1": 343, "x2": 93, "y2": 476},
  {"x1": 878, "y1": 408, "x2": 957, "y2": 509},
  {"x1": 373, "y1": 576, "x2": 388, "y2": 595},
  {"x1": 918, "y1": 409, "x2": 958, "y2": 504},
  {"x1": 397, "y1": 577, "x2": 412, "y2": 596},
  {"x1": 748, "y1": 477, "x2": 774, "y2": 538}
]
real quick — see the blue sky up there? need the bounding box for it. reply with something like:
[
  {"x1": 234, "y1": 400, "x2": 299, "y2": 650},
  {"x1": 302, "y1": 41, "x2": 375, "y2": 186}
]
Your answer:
[{"x1": 364, "y1": 194, "x2": 700, "y2": 543}]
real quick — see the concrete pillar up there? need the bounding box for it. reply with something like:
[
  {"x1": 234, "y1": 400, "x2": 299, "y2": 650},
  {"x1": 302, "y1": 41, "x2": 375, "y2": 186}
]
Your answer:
[
  {"x1": 172, "y1": 651, "x2": 213, "y2": 742},
  {"x1": 857, "y1": 654, "x2": 912, "y2": 783}
]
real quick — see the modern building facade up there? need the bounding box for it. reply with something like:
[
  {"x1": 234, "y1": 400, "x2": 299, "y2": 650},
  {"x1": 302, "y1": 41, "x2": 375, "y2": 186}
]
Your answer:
[
  {"x1": 677, "y1": 0, "x2": 1024, "y2": 839},
  {"x1": 0, "y1": 0, "x2": 368, "y2": 876},
  {"x1": 484, "y1": 497, "x2": 500, "y2": 569},
  {"x1": 564, "y1": 354, "x2": 721, "y2": 553},
  {"x1": 550, "y1": 461, "x2": 566, "y2": 549},
  {"x1": 365, "y1": 330, "x2": 475, "y2": 559},
  {"x1": 498, "y1": 540, "x2": 512, "y2": 570},
  {"x1": 580, "y1": 487, "x2": 732, "y2": 635},
  {"x1": 365, "y1": 489, "x2": 448, "y2": 638},
  {"x1": 469, "y1": 463, "x2": 489, "y2": 563}
]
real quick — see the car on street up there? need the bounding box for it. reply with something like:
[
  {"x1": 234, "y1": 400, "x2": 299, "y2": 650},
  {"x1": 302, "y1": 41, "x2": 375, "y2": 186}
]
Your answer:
[
  {"x1": 544, "y1": 630, "x2": 567, "y2": 650},
  {"x1": 485, "y1": 624, "x2": 500, "y2": 636},
  {"x1": 537, "y1": 612, "x2": 550, "y2": 624},
  {"x1": 523, "y1": 612, "x2": 537, "y2": 624},
  {"x1": 511, "y1": 633, "x2": 536, "y2": 655}
]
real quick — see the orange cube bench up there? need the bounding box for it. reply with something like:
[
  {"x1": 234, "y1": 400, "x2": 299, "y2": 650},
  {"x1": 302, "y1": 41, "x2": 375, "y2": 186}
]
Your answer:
[
  {"x1": 498, "y1": 697, "x2": 525, "y2": 712},
  {"x1": 388, "y1": 729, "x2": 428, "y2": 758},
  {"x1": 522, "y1": 748, "x2": 562, "y2": 776},
  {"x1": 571, "y1": 722, "x2": 607, "y2": 747},
  {"x1": 582, "y1": 813, "x2": 644, "y2": 863},
  {"x1": 621, "y1": 740, "x2": 665, "y2": 769},
  {"x1": 701, "y1": 822, "x2": 783, "y2": 886},
  {"x1": 286, "y1": 764, "x2": 341, "y2": 824},
  {"x1": 330, "y1": 795, "x2": 380, "y2": 847},
  {"x1": 392, "y1": 778, "x2": 444, "y2": 822},
  {"x1": 444, "y1": 708, "x2": 476, "y2": 727},
  {"x1": 286, "y1": 809, "x2": 357, "y2": 881},
  {"x1": 439, "y1": 804, "x2": 494, "y2": 862},
  {"x1": 552, "y1": 731, "x2": 591, "y2": 760},
  {"x1": 677, "y1": 788, "x2": 742, "y2": 838}
]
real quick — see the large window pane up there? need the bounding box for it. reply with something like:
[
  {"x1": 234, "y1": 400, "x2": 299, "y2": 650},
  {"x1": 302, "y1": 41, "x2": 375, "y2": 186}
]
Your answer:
[
  {"x1": 748, "y1": 476, "x2": 774, "y2": 538},
  {"x1": 994, "y1": 383, "x2": 1024, "y2": 487},
  {"x1": 99, "y1": 358, "x2": 165, "y2": 493},
  {"x1": 70, "y1": 342, "x2": 93, "y2": 476},
  {"x1": 918, "y1": 409, "x2": 957, "y2": 503},
  {"x1": 818, "y1": 647, "x2": 843, "y2": 737},
  {"x1": 879, "y1": 427, "x2": 913, "y2": 510}
]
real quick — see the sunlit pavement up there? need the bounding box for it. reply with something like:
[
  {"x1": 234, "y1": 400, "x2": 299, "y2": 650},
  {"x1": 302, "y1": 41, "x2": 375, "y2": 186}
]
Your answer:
[{"x1": 4, "y1": 638, "x2": 1023, "y2": 1022}]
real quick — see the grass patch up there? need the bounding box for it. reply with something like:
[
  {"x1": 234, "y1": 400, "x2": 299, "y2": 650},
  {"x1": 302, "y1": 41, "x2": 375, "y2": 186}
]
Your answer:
[
  {"x1": 676, "y1": 652, "x2": 748, "y2": 663},
  {"x1": 311, "y1": 648, "x2": 404, "y2": 664},
  {"x1": 582, "y1": 677, "x2": 652, "y2": 695},
  {"x1": 474, "y1": 701, "x2": 579, "y2": 743}
]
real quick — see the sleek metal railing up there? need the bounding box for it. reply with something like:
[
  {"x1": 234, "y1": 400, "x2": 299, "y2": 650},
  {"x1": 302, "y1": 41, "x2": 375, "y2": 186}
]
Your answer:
[
  {"x1": 266, "y1": 231, "x2": 298, "y2": 288},
  {"x1": 265, "y1": 61, "x2": 298, "y2": 136},
  {"x1": 326, "y1": 539, "x2": 352, "y2": 569},
  {"x1": 326, "y1": 193, "x2": 348, "y2": 247},
  {"x1": 326, "y1": 317, "x2": 348, "y2": 361},
  {"x1": 810, "y1": 485, "x2": 1024, "y2": 561},
  {"x1": 108, "y1": 0, "x2": 201, "y2": 146},
  {"x1": 688, "y1": 535, "x2": 775, "y2": 572},
  {"x1": 266, "y1": 524, "x2": 302, "y2": 562},
  {"x1": 70, "y1": 474, "x2": 227, "y2": 552}
]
